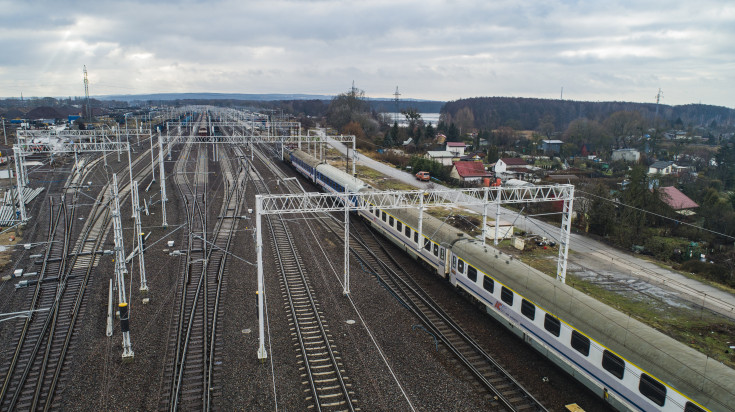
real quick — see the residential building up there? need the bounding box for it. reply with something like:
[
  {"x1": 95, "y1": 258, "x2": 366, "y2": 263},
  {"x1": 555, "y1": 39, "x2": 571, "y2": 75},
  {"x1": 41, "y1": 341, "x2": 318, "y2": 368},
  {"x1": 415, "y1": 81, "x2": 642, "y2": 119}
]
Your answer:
[
  {"x1": 658, "y1": 186, "x2": 699, "y2": 216},
  {"x1": 426, "y1": 150, "x2": 457, "y2": 166},
  {"x1": 449, "y1": 161, "x2": 491, "y2": 183},
  {"x1": 541, "y1": 139, "x2": 563, "y2": 154},
  {"x1": 649, "y1": 161, "x2": 675, "y2": 175},
  {"x1": 490, "y1": 157, "x2": 536, "y2": 182},
  {"x1": 446, "y1": 141, "x2": 466, "y2": 157},
  {"x1": 611, "y1": 148, "x2": 641, "y2": 162}
]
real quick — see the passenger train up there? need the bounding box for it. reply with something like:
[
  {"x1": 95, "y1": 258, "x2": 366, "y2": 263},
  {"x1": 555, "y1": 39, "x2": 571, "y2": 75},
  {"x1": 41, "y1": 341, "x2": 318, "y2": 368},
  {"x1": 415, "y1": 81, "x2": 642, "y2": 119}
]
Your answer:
[{"x1": 284, "y1": 148, "x2": 735, "y2": 412}]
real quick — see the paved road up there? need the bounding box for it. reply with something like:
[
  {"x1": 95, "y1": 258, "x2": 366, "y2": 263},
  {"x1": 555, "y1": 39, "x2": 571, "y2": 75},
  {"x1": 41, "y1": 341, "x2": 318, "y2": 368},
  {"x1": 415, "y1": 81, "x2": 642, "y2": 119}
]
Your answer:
[{"x1": 327, "y1": 136, "x2": 735, "y2": 320}]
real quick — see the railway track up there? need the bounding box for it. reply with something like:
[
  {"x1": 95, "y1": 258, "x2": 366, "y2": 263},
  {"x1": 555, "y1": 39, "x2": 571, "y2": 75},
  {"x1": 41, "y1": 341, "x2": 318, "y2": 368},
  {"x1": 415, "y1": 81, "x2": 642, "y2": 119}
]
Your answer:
[
  {"x1": 257, "y1": 139, "x2": 545, "y2": 411},
  {"x1": 251, "y1": 146, "x2": 358, "y2": 412},
  {"x1": 1, "y1": 123, "x2": 172, "y2": 411},
  {"x1": 201, "y1": 146, "x2": 245, "y2": 409},
  {"x1": 0, "y1": 167, "x2": 112, "y2": 411},
  {"x1": 162, "y1": 130, "x2": 210, "y2": 410},
  {"x1": 324, "y1": 213, "x2": 547, "y2": 412},
  {"x1": 161, "y1": 118, "x2": 244, "y2": 411}
]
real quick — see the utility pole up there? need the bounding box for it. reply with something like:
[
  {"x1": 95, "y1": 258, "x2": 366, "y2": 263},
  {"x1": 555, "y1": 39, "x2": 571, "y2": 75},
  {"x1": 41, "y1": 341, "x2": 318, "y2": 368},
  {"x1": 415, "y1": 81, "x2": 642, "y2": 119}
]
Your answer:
[
  {"x1": 132, "y1": 180, "x2": 148, "y2": 292},
  {"x1": 158, "y1": 134, "x2": 168, "y2": 228},
  {"x1": 112, "y1": 173, "x2": 134, "y2": 361}
]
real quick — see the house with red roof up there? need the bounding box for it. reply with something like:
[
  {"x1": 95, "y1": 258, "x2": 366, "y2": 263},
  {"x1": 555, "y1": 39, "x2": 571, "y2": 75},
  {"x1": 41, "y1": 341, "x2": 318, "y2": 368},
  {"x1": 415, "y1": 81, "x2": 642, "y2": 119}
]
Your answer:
[
  {"x1": 450, "y1": 161, "x2": 492, "y2": 183},
  {"x1": 658, "y1": 186, "x2": 699, "y2": 215}
]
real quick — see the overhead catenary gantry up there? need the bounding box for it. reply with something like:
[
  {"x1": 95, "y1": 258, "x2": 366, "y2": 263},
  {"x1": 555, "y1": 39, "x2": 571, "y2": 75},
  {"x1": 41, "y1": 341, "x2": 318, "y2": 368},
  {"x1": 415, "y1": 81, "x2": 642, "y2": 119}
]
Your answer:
[
  {"x1": 12, "y1": 140, "x2": 135, "y2": 221},
  {"x1": 253, "y1": 184, "x2": 575, "y2": 359},
  {"x1": 163, "y1": 120, "x2": 357, "y2": 173},
  {"x1": 157, "y1": 116, "x2": 358, "y2": 227}
]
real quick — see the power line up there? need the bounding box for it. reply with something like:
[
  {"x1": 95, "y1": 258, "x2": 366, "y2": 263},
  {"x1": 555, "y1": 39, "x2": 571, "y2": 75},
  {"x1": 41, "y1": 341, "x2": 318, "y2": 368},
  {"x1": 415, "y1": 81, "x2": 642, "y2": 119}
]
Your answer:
[{"x1": 576, "y1": 189, "x2": 735, "y2": 241}]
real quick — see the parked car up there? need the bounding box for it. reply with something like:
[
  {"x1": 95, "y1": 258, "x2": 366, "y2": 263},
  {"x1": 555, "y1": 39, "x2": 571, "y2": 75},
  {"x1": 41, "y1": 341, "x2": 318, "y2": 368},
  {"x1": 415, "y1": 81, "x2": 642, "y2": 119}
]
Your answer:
[{"x1": 415, "y1": 171, "x2": 430, "y2": 181}]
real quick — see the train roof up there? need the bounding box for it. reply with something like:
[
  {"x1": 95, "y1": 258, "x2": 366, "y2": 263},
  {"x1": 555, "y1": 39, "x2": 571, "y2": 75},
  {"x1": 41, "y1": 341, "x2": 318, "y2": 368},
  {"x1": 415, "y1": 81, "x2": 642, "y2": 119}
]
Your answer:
[
  {"x1": 452, "y1": 239, "x2": 735, "y2": 410},
  {"x1": 315, "y1": 163, "x2": 370, "y2": 193},
  {"x1": 291, "y1": 149, "x2": 320, "y2": 168}
]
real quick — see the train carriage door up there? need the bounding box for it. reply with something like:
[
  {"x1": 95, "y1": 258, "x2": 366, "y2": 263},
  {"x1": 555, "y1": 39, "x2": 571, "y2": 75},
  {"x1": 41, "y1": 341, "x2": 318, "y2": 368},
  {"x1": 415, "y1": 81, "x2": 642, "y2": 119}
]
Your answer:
[
  {"x1": 448, "y1": 252, "x2": 458, "y2": 286},
  {"x1": 439, "y1": 246, "x2": 448, "y2": 278}
]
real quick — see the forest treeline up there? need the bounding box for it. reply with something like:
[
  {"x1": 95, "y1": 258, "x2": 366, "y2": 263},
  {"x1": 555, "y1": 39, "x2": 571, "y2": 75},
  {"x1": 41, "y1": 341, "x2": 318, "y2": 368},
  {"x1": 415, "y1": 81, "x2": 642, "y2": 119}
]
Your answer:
[{"x1": 441, "y1": 97, "x2": 735, "y2": 132}]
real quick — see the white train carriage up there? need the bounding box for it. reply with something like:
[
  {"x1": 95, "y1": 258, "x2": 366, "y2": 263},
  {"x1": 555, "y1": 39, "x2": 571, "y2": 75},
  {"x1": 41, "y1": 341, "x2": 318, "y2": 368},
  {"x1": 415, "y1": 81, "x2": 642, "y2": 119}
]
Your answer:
[
  {"x1": 284, "y1": 148, "x2": 734, "y2": 412},
  {"x1": 451, "y1": 239, "x2": 733, "y2": 412},
  {"x1": 356, "y1": 202, "x2": 453, "y2": 277}
]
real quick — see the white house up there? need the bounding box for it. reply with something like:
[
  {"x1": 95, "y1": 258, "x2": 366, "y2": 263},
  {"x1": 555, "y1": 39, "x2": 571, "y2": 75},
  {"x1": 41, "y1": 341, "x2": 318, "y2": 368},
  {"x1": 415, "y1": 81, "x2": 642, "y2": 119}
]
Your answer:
[
  {"x1": 611, "y1": 148, "x2": 641, "y2": 162},
  {"x1": 648, "y1": 161, "x2": 675, "y2": 175},
  {"x1": 426, "y1": 151, "x2": 457, "y2": 166},
  {"x1": 446, "y1": 141, "x2": 466, "y2": 157}
]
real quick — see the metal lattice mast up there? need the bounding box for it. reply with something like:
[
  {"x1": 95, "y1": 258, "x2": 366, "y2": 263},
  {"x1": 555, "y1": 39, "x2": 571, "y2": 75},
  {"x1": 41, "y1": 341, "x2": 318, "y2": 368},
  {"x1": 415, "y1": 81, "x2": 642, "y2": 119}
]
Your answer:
[
  {"x1": 393, "y1": 86, "x2": 400, "y2": 124},
  {"x1": 112, "y1": 174, "x2": 134, "y2": 360},
  {"x1": 132, "y1": 180, "x2": 148, "y2": 291},
  {"x1": 12, "y1": 146, "x2": 26, "y2": 221},
  {"x1": 150, "y1": 128, "x2": 157, "y2": 183},
  {"x1": 158, "y1": 134, "x2": 168, "y2": 228},
  {"x1": 343, "y1": 192, "x2": 350, "y2": 295},
  {"x1": 112, "y1": 174, "x2": 127, "y2": 286},
  {"x1": 556, "y1": 187, "x2": 575, "y2": 283},
  {"x1": 255, "y1": 196, "x2": 266, "y2": 360},
  {"x1": 83, "y1": 65, "x2": 91, "y2": 121}
]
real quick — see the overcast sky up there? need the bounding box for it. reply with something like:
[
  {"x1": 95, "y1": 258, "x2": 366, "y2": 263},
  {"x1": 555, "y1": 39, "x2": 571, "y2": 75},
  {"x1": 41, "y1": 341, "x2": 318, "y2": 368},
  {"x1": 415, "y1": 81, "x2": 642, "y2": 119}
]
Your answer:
[{"x1": 1, "y1": 0, "x2": 733, "y2": 107}]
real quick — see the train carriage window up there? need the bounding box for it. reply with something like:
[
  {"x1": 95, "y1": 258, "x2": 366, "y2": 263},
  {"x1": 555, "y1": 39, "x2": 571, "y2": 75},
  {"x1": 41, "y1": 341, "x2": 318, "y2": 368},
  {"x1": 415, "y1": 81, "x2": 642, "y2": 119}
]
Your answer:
[
  {"x1": 397, "y1": 221, "x2": 402, "y2": 231},
  {"x1": 483, "y1": 276, "x2": 494, "y2": 293},
  {"x1": 389, "y1": 216, "x2": 394, "y2": 226},
  {"x1": 440, "y1": 248, "x2": 445, "y2": 260},
  {"x1": 413, "y1": 232, "x2": 418, "y2": 243},
  {"x1": 433, "y1": 243, "x2": 439, "y2": 257},
  {"x1": 405, "y1": 226, "x2": 411, "y2": 238},
  {"x1": 458, "y1": 259, "x2": 465, "y2": 273},
  {"x1": 452, "y1": 256, "x2": 457, "y2": 269},
  {"x1": 467, "y1": 266, "x2": 477, "y2": 282},
  {"x1": 382, "y1": 211, "x2": 387, "y2": 222},
  {"x1": 544, "y1": 314, "x2": 561, "y2": 337},
  {"x1": 571, "y1": 331, "x2": 590, "y2": 357},
  {"x1": 521, "y1": 299, "x2": 535, "y2": 320},
  {"x1": 602, "y1": 350, "x2": 625, "y2": 380},
  {"x1": 501, "y1": 287, "x2": 514, "y2": 306},
  {"x1": 424, "y1": 239, "x2": 431, "y2": 251},
  {"x1": 684, "y1": 402, "x2": 706, "y2": 412},
  {"x1": 639, "y1": 374, "x2": 666, "y2": 407}
]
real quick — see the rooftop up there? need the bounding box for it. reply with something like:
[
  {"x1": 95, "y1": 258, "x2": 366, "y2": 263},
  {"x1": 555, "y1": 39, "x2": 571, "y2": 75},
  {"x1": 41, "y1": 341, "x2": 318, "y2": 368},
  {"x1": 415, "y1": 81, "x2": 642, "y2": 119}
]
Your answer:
[
  {"x1": 500, "y1": 157, "x2": 528, "y2": 166},
  {"x1": 452, "y1": 161, "x2": 491, "y2": 177},
  {"x1": 658, "y1": 186, "x2": 699, "y2": 210}
]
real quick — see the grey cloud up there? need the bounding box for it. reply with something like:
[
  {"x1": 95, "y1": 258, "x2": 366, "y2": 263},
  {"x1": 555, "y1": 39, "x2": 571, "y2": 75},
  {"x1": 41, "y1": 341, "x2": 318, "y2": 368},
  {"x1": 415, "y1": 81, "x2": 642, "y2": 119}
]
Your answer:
[{"x1": 0, "y1": 0, "x2": 732, "y2": 106}]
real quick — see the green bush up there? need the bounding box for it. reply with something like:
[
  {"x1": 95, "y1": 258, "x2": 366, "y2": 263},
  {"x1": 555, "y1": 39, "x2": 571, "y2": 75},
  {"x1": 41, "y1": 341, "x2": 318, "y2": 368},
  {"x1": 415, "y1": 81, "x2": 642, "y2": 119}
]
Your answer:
[
  {"x1": 643, "y1": 236, "x2": 690, "y2": 262},
  {"x1": 678, "y1": 260, "x2": 734, "y2": 287}
]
